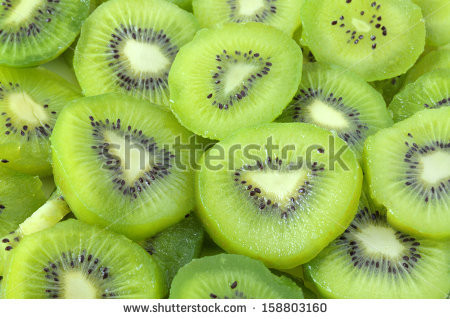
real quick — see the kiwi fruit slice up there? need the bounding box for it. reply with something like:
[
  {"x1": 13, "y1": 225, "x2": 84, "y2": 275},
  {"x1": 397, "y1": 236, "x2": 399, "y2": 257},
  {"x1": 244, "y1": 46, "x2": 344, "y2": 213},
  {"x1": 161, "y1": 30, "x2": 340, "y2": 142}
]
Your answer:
[
  {"x1": 51, "y1": 94, "x2": 196, "y2": 240},
  {"x1": 305, "y1": 188, "x2": 450, "y2": 299},
  {"x1": 0, "y1": 66, "x2": 80, "y2": 176},
  {"x1": 403, "y1": 47, "x2": 450, "y2": 86},
  {"x1": 74, "y1": 0, "x2": 199, "y2": 107},
  {"x1": 140, "y1": 212, "x2": 204, "y2": 289},
  {"x1": 169, "y1": 22, "x2": 303, "y2": 140},
  {"x1": 0, "y1": 189, "x2": 70, "y2": 275},
  {"x1": 277, "y1": 62, "x2": 392, "y2": 160},
  {"x1": 170, "y1": 254, "x2": 304, "y2": 299},
  {"x1": 411, "y1": 0, "x2": 450, "y2": 47},
  {"x1": 0, "y1": 0, "x2": 89, "y2": 67},
  {"x1": 192, "y1": 0, "x2": 303, "y2": 36},
  {"x1": 196, "y1": 122, "x2": 362, "y2": 268},
  {"x1": 1, "y1": 219, "x2": 165, "y2": 298},
  {"x1": 300, "y1": 0, "x2": 426, "y2": 81},
  {"x1": 364, "y1": 107, "x2": 450, "y2": 239},
  {"x1": 389, "y1": 69, "x2": 449, "y2": 122}
]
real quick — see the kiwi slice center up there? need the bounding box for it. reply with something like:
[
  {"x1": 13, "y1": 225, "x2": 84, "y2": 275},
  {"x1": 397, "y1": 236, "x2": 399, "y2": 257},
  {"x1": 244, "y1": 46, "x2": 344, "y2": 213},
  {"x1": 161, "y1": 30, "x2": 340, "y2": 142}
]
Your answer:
[
  {"x1": 243, "y1": 169, "x2": 307, "y2": 204},
  {"x1": 223, "y1": 63, "x2": 258, "y2": 95},
  {"x1": 5, "y1": 0, "x2": 44, "y2": 25},
  {"x1": 62, "y1": 271, "x2": 99, "y2": 299},
  {"x1": 355, "y1": 225, "x2": 404, "y2": 259},
  {"x1": 351, "y1": 18, "x2": 371, "y2": 33},
  {"x1": 123, "y1": 39, "x2": 171, "y2": 74},
  {"x1": 238, "y1": 0, "x2": 265, "y2": 16},
  {"x1": 308, "y1": 99, "x2": 349, "y2": 130},
  {"x1": 7, "y1": 92, "x2": 48, "y2": 126},
  {"x1": 420, "y1": 151, "x2": 450, "y2": 185}
]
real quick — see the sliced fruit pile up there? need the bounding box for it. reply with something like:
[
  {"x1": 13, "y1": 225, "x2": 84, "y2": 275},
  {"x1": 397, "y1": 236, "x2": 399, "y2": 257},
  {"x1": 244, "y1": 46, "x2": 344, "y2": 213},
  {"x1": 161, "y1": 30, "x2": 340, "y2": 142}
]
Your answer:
[{"x1": 0, "y1": 0, "x2": 448, "y2": 299}]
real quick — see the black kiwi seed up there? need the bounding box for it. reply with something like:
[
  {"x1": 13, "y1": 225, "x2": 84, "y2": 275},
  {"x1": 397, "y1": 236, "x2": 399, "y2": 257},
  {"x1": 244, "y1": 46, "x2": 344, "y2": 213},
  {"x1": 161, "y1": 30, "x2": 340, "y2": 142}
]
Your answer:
[
  {"x1": 42, "y1": 250, "x2": 114, "y2": 299},
  {"x1": 337, "y1": 209, "x2": 423, "y2": 275},
  {"x1": 88, "y1": 115, "x2": 175, "y2": 199},
  {"x1": 331, "y1": 1, "x2": 388, "y2": 49},
  {"x1": 233, "y1": 157, "x2": 324, "y2": 220},
  {"x1": 106, "y1": 25, "x2": 178, "y2": 93},
  {"x1": 284, "y1": 89, "x2": 370, "y2": 144},
  {"x1": 226, "y1": 0, "x2": 277, "y2": 23},
  {"x1": 207, "y1": 50, "x2": 272, "y2": 110},
  {"x1": 402, "y1": 134, "x2": 449, "y2": 202}
]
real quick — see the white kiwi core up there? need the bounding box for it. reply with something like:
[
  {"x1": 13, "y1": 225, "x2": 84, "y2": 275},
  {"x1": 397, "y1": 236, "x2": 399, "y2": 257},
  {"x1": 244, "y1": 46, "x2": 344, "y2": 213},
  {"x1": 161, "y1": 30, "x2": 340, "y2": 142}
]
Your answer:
[
  {"x1": 308, "y1": 99, "x2": 349, "y2": 129},
  {"x1": 7, "y1": 92, "x2": 48, "y2": 126},
  {"x1": 238, "y1": 0, "x2": 265, "y2": 16},
  {"x1": 420, "y1": 151, "x2": 450, "y2": 185},
  {"x1": 355, "y1": 225, "x2": 404, "y2": 259},
  {"x1": 62, "y1": 271, "x2": 98, "y2": 299},
  {"x1": 124, "y1": 39, "x2": 170, "y2": 74}
]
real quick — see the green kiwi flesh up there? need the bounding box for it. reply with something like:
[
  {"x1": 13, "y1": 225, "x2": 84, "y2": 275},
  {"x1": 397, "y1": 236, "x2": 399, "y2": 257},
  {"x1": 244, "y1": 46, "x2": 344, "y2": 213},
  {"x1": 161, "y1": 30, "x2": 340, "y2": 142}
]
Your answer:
[
  {"x1": 51, "y1": 94, "x2": 196, "y2": 240},
  {"x1": 364, "y1": 108, "x2": 450, "y2": 239},
  {"x1": 277, "y1": 62, "x2": 392, "y2": 160},
  {"x1": 192, "y1": 0, "x2": 303, "y2": 36},
  {"x1": 300, "y1": 0, "x2": 426, "y2": 81},
  {"x1": 196, "y1": 123, "x2": 362, "y2": 269},
  {"x1": 140, "y1": 212, "x2": 204, "y2": 289},
  {"x1": 168, "y1": 0, "x2": 192, "y2": 11},
  {"x1": 170, "y1": 254, "x2": 304, "y2": 299},
  {"x1": 370, "y1": 75, "x2": 405, "y2": 104},
  {"x1": 411, "y1": 0, "x2": 450, "y2": 47},
  {"x1": 305, "y1": 189, "x2": 450, "y2": 299},
  {"x1": 403, "y1": 47, "x2": 450, "y2": 86},
  {"x1": 0, "y1": 0, "x2": 89, "y2": 67},
  {"x1": 74, "y1": 0, "x2": 199, "y2": 107},
  {"x1": 0, "y1": 66, "x2": 80, "y2": 176},
  {"x1": 169, "y1": 22, "x2": 303, "y2": 140},
  {"x1": 1, "y1": 219, "x2": 165, "y2": 298},
  {"x1": 389, "y1": 69, "x2": 449, "y2": 122}
]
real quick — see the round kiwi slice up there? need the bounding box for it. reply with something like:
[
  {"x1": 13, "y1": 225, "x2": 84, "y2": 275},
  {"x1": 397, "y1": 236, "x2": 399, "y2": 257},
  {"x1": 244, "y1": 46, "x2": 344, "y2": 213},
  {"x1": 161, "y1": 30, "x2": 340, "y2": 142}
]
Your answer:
[
  {"x1": 411, "y1": 0, "x2": 450, "y2": 47},
  {"x1": 277, "y1": 62, "x2": 392, "y2": 160},
  {"x1": 192, "y1": 0, "x2": 303, "y2": 36},
  {"x1": 196, "y1": 123, "x2": 362, "y2": 269},
  {"x1": 364, "y1": 107, "x2": 450, "y2": 239},
  {"x1": 0, "y1": 66, "x2": 80, "y2": 176},
  {"x1": 389, "y1": 69, "x2": 449, "y2": 122},
  {"x1": 0, "y1": 0, "x2": 89, "y2": 67},
  {"x1": 140, "y1": 212, "x2": 204, "y2": 289},
  {"x1": 170, "y1": 254, "x2": 304, "y2": 299},
  {"x1": 74, "y1": 0, "x2": 199, "y2": 107},
  {"x1": 169, "y1": 22, "x2": 302, "y2": 140},
  {"x1": 403, "y1": 47, "x2": 450, "y2": 86},
  {"x1": 1, "y1": 219, "x2": 165, "y2": 298},
  {"x1": 305, "y1": 188, "x2": 450, "y2": 299},
  {"x1": 51, "y1": 94, "x2": 196, "y2": 240},
  {"x1": 300, "y1": 0, "x2": 426, "y2": 81}
]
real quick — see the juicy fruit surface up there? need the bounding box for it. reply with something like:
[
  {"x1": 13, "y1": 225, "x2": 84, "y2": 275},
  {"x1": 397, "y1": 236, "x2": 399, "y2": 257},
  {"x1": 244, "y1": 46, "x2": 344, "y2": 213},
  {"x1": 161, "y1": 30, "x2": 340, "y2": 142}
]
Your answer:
[
  {"x1": 51, "y1": 94, "x2": 195, "y2": 240},
  {"x1": 389, "y1": 69, "x2": 450, "y2": 122},
  {"x1": 170, "y1": 254, "x2": 304, "y2": 299},
  {"x1": 403, "y1": 47, "x2": 450, "y2": 86},
  {"x1": 74, "y1": 0, "x2": 199, "y2": 107},
  {"x1": 169, "y1": 22, "x2": 302, "y2": 140},
  {"x1": 0, "y1": 66, "x2": 80, "y2": 176},
  {"x1": 301, "y1": 0, "x2": 426, "y2": 81},
  {"x1": 196, "y1": 123, "x2": 362, "y2": 269},
  {"x1": 1, "y1": 219, "x2": 165, "y2": 298},
  {"x1": 412, "y1": 0, "x2": 450, "y2": 47},
  {"x1": 364, "y1": 108, "x2": 450, "y2": 239},
  {"x1": 192, "y1": 0, "x2": 303, "y2": 36},
  {"x1": 0, "y1": 0, "x2": 90, "y2": 67},
  {"x1": 306, "y1": 190, "x2": 450, "y2": 299},
  {"x1": 278, "y1": 62, "x2": 392, "y2": 159}
]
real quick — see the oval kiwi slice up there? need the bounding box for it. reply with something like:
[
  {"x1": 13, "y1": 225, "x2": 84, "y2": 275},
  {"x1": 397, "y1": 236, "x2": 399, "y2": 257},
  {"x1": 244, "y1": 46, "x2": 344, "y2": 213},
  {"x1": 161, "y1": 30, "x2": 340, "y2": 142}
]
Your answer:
[
  {"x1": 0, "y1": 66, "x2": 80, "y2": 176},
  {"x1": 364, "y1": 107, "x2": 450, "y2": 239},
  {"x1": 196, "y1": 123, "x2": 362, "y2": 268},
  {"x1": 389, "y1": 69, "x2": 450, "y2": 122},
  {"x1": 169, "y1": 22, "x2": 302, "y2": 140},
  {"x1": 74, "y1": 0, "x2": 199, "y2": 107},
  {"x1": 192, "y1": 0, "x2": 303, "y2": 36},
  {"x1": 0, "y1": 0, "x2": 89, "y2": 67},
  {"x1": 300, "y1": 0, "x2": 426, "y2": 81},
  {"x1": 305, "y1": 189, "x2": 450, "y2": 299},
  {"x1": 51, "y1": 94, "x2": 196, "y2": 240},
  {"x1": 1, "y1": 219, "x2": 165, "y2": 298},
  {"x1": 277, "y1": 62, "x2": 393, "y2": 160},
  {"x1": 170, "y1": 254, "x2": 304, "y2": 299}
]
